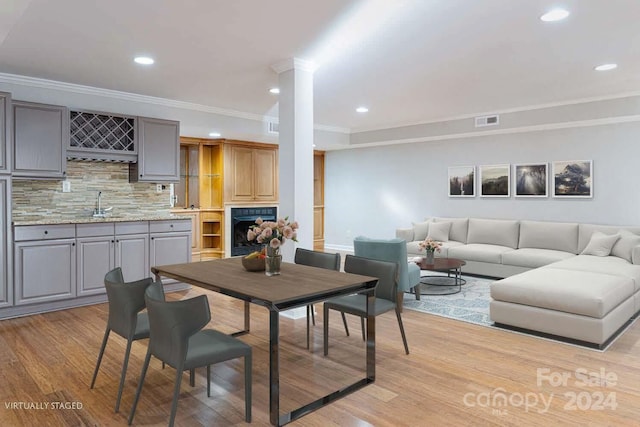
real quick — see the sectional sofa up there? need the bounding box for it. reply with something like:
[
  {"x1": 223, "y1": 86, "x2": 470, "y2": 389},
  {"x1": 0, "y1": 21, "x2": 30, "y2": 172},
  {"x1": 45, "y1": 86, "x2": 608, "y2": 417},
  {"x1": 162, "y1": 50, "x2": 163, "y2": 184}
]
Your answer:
[{"x1": 396, "y1": 217, "x2": 640, "y2": 347}]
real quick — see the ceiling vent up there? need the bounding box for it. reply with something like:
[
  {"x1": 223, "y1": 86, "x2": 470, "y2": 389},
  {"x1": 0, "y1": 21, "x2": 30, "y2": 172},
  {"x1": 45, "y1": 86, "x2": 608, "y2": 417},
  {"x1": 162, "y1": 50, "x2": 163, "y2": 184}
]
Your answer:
[
  {"x1": 474, "y1": 114, "x2": 499, "y2": 128},
  {"x1": 267, "y1": 121, "x2": 279, "y2": 134}
]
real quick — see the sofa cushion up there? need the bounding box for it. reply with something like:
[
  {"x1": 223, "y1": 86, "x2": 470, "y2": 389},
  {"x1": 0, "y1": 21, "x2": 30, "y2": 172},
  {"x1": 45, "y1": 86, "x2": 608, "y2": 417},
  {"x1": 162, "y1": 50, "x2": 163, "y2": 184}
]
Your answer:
[
  {"x1": 519, "y1": 220, "x2": 579, "y2": 254},
  {"x1": 545, "y1": 255, "x2": 640, "y2": 292},
  {"x1": 435, "y1": 241, "x2": 464, "y2": 258},
  {"x1": 433, "y1": 217, "x2": 469, "y2": 243},
  {"x1": 467, "y1": 218, "x2": 520, "y2": 249},
  {"x1": 611, "y1": 230, "x2": 640, "y2": 263},
  {"x1": 502, "y1": 248, "x2": 575, "y2": 269},
  {"x1": 578, "y1": 223, "x2": 640, "y2": 253},
  {"x1": 491, "y1": 268, "x2": 635, "y2": 318},
  {"x1": 448, "y1": 243, "x2": 514, "y2": 264},
  {"x1": 412, "y1": 220, "x2": 431, "y2": 241},
  {"x1": 427, "y1": 222, "x2": 451, "y2": 242},
  {"x1": 581, "y1": 232, "x2": 620, "y2": 257}
]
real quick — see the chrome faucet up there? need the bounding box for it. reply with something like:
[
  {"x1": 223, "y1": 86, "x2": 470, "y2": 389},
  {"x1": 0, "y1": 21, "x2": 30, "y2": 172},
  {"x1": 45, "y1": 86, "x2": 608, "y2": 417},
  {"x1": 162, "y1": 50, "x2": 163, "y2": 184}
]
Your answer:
[{"x1": 93, "y1": 191, "x2": 113, "y2": 217}]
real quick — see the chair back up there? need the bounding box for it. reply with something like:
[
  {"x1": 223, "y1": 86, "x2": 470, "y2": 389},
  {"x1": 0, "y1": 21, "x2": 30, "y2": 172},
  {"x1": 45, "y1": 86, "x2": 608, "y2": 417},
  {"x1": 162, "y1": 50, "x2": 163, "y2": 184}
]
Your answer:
[
  {"x1": 144, "y1": 282, "x2": 211, "y2": 367},
  {"x1": 344, "y1": 255, "x2": 398, "y2": 302},
  {"x1": 104, "y1": 268, "x2": 154, "y2": 337},
  {"x1": 354, "y1": 236, "x2": 411, "y2": 292},
  {"x1": 294, "y1": 248, "x2": 340, "y2": 271}
]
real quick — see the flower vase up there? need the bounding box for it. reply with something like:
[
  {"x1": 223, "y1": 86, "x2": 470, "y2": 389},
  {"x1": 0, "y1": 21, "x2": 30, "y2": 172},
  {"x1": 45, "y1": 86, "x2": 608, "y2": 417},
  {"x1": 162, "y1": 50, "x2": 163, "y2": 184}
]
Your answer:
[
  {"x1": 425, "y1": 250, "x2": 435, "y2": 264},
  {"x1": 265, "y1": 245, "x2": 282, "y2": 276}
]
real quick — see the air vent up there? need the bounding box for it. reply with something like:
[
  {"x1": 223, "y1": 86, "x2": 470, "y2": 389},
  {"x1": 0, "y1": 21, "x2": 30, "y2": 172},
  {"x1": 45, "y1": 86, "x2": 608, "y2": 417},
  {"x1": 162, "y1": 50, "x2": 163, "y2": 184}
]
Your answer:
[
  {"x1": 268, "y1": 121, "x2": 279, "y2": 134},
  {"x1": 474, "y1": 114, "x2": 499, "y2": 128}
]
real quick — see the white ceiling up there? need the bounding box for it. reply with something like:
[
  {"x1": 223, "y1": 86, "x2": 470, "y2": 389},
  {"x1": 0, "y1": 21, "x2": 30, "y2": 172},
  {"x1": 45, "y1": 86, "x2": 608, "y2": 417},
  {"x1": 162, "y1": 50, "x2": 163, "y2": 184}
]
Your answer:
[{"x1": 1, "y1": 0, "x2": 639, "y2": 134}]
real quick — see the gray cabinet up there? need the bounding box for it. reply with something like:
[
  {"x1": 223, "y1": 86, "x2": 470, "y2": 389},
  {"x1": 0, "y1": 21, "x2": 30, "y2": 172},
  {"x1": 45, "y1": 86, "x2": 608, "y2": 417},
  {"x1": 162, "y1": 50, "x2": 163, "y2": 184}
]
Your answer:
[
  {"x1": 130, "y1": 117, "x2": 179, "y2": 183},
  {"x1": 0, "y1": 177, "x2": 11, "y2": 308},
  {"x1": 77, "y1": 236, "x2": 114, "y2": 296},
  {"x1": 116, "y1": 234, "x2": 150, "y2": 282},
  {"x1": 12, "y1": 100, "x2": 68, "y2": 179},
  {"x1": 14, "y1": 224, "x2": 76, "y2": 305},
  {"x1": 0, "y1": 92, "x2": 10, "y2": 174},
  {"x1": 150, "y1": 220, "x2": 192, "y2": 269}
]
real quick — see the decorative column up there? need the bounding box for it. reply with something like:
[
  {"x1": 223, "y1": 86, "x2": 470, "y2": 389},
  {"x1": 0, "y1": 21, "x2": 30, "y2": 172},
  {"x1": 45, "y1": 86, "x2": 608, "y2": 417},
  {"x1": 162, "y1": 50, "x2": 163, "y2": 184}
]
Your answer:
[{"x1": 271, "y1": 58, "x2": 315, "y2": 263}]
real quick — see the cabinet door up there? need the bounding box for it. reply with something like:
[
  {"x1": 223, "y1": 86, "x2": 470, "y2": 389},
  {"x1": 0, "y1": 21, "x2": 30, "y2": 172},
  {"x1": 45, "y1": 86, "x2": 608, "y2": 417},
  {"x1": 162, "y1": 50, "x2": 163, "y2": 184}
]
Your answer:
[
  {"x1": 0, "y1": 92, "x2": 10, "y2": 173},
  {"x1": 12, "y1": 101, "x2": 67, "y2": 179},
  {"x1": 115, "y1": 234, "x2": 150, "y2": 282},
  {"x1": 0, "y1": 177, "x2": 10, "y2": 307},
  {"x1": 150, "y1": 232, "x2": 191, "y2": 269},
  {"x1": 77, "y1": 236, "x2": 114, "y2": 296},
  {"x1": 14, "y1": 239, "x2": 76, "y2": 305},
  {"x1": 134, "y1": 117, "x2": 180, "y2": 182},
  {"x1": 253, "y1": 148, "x2": 277, "y2": 200},
  {"x1": 229, "y1": 145, "x2": 254, "y2": 201}
]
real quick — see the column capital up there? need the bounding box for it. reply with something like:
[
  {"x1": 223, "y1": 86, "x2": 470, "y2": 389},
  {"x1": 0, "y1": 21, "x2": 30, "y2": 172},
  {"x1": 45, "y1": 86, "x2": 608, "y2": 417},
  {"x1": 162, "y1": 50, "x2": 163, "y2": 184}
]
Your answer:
[{"x1": 271, "y1": 57, "x2": 317, "y2": 74}]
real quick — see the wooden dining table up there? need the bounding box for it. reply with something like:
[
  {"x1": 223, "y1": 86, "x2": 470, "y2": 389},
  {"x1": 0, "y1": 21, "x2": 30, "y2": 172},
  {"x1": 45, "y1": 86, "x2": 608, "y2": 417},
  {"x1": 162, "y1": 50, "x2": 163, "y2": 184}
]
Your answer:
[{"x1": 151, "y1": 257, "x2": 378, "y2": 426}]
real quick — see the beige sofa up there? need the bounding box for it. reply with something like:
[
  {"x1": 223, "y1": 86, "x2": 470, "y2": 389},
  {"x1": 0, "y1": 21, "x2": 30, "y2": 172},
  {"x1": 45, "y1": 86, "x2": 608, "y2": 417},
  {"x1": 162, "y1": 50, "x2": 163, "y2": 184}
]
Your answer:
[{"x1": 396, "y1": 217, "x2": 640, "y2": 347}]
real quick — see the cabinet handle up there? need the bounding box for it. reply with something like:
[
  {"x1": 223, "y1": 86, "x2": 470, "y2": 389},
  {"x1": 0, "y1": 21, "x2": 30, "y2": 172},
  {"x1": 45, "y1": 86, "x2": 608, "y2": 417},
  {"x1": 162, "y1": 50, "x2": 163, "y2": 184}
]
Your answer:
[
  {"x1": 151, "y1": 237, "x2": 154, "y2": 240},
  {"x1": 44, "y1": 230, "x2": 48, "y2": 234},
  {"x1": 140, "y1": 174, "x2": 143, "y2": 177},
  {"x1": 111, "y1": 240, "x2": 115, "y2": 243},
  {"x1": 72, "y1": 242, "x2": 75, "y2": 246},
  {"x1": 170, "y1": 224, "x2": 174, "y2": 228}
]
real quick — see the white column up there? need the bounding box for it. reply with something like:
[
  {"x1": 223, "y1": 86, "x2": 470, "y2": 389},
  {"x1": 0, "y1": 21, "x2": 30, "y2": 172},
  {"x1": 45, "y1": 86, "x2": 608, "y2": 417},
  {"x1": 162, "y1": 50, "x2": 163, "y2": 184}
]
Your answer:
[{"x1": 272, "y1": 58, "x2": 315, "y2": 263}]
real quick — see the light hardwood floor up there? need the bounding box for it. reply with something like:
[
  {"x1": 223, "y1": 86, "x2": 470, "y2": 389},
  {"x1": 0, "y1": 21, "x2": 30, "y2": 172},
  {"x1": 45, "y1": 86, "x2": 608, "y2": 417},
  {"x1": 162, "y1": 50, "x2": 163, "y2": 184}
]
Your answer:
[{"x1": 1, "y1": 286, "x2": 639, "y2": 426}]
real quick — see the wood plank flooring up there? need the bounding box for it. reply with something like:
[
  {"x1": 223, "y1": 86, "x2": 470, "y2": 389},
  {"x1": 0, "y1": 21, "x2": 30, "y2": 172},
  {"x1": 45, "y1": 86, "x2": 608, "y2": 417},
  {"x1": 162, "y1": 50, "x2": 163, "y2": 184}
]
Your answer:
[{"x1": 1, "y1": 286, "x2": 639, "y2": 426}]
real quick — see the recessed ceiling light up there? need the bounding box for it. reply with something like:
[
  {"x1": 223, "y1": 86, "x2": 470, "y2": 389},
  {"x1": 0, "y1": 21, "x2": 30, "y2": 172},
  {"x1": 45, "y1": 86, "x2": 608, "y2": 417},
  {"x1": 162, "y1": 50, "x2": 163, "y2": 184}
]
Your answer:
[
  {"x1": 134, "y1": 56, "x2": 154, "y2": 65},
  {"x1": 269, "y1": 88, "x2": 280, "y2": 94},
  {"x1": 208, "y1": 132, "x2": 221, "y2": 137},
  {"x1": 356, "y1": 106, "x2": 369, "y2": 113},
  {"x1": 540, "y1": 9, "x2": 570, "y2": 22},
  {"x1": 594, "y1": 63, "x2": 618, "y2": 71}
]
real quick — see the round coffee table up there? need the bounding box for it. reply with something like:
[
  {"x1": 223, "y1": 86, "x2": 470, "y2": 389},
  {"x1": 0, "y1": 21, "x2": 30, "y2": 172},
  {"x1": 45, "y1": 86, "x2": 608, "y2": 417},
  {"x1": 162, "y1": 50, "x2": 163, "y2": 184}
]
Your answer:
[{"x1": 415, "y1": 257, "x2": 466, "y2": 295}]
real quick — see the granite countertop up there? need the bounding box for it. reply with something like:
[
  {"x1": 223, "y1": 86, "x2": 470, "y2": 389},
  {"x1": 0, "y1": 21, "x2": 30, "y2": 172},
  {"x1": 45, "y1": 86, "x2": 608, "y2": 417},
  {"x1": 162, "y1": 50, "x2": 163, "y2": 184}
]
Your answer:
[{"x1": 12, "y1": 214, "x2": 191, "y2": 226}]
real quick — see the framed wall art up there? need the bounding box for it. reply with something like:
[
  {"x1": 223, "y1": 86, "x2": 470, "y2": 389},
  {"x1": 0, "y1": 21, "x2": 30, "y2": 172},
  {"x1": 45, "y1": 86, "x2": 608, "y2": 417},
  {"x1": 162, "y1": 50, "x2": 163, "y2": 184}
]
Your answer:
[
  {"x1": 448, "y1": 166, "x2": 475, "y2": 197},
  {"x1": 514, "y1": 163, "x2": 548, "y2": 197},
  {"x1": 552, "y1": 160, "x2": 593, "y2": 198},
  {"x1": 479, "y1": 164, "x2": 510, "y2": 197}
]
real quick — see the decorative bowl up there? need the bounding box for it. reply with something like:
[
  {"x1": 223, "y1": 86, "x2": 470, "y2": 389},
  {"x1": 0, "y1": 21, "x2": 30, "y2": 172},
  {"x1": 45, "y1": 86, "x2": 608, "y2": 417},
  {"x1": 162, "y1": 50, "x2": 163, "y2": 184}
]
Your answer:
[{"x1": 242, "y1": 256, "x2": 265, "y2": 271}]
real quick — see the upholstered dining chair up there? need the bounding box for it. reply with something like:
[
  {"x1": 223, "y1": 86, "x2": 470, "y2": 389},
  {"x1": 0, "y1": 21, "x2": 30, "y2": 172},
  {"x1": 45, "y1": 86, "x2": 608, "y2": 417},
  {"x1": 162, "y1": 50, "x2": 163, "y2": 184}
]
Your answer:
[
  {"x1": 128, "y1": 282, "x2": 252, "y2": 427},
  {"x1": 354, "y1": 236, "x2": 422, "y2": 301},
  {"x1": 294, "y1": 248, "x2": 341, "y2": 349},
  {"x1": 90, "y1": 267, "x2": 162, "y2": 413},
  {"x1": 323, "y1": 255, "x2": 409, "y2": 355}
]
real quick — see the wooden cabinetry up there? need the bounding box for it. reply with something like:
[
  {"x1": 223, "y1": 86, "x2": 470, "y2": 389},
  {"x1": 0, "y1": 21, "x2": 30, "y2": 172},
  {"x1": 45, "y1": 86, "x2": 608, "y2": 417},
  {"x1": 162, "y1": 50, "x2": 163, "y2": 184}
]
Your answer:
[
  {"x1": 225, "y1": 142, "x2": 278, "y2": 202},
  {"x1": 12, "y1": 100, "x2": 68, "y2": 179},
  {"x1": 314, "y1": 151, "x2": 325, "y2": 250},
  {"x1": 0, "y1": 92, "x2": 10, "y2": 174},
  {"x1": 130, "y1": 117, "x2": 180, "y2": 182},
  {"x1": 0, "y1": 177, "x2": 10, "y2": 308},
  {"x1": 14, "y1": 224, "x2": 76, "y2": 306}
]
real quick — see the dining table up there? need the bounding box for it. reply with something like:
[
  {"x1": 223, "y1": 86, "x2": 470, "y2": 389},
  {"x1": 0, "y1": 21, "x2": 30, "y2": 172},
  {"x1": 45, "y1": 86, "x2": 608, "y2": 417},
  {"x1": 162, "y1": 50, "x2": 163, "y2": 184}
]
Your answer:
[{"x1": 151, "y1": 257, "x2": 378, "y2": 426}]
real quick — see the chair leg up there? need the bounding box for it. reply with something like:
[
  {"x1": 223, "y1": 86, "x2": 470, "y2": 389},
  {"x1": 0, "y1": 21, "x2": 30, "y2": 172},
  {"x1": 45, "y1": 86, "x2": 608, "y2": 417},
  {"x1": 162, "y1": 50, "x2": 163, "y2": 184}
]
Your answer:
[
  {"x1": 206, "y1": 365, "x2": 211, "y2": 398},
  {"x1": 189, "y1": 368, "x2": 195, "y2": 387},
  {"x1": 310, "y1": 304, "x2": 316, "y2": 325},
  {"x1": 306, "y1": 305, "x2": 311, "y2": 350},
  {"x1": 128, "y1": 349, "x2": 152, "y2": 425},
  {"x1": 395, "y1": 307, "x2": 410, "y2": 355},
  {"x1": 341, "y1": 312, "x2": 350, "y2": 336},
  {"x1": 168, "y1": 362, "x2": 185, "y2": 427},
  {"x1": 115, "y1": 337, "x2": 134, "y2": 413},
  {"x1": 244, "y1": 353, "x2": 252, "y2": 422},
  {"x1": 90, "y1": 327, "x2": 110, "y2": 389},
  {"x1": 415, "y1": 285, "x2": 421, "y2": 301},
  {"x1": 360, "y1": 317, "x2": 366, "y2": 341},
  {"x1": 323, "y1": 305, "x2": 330, "y2": 356}
]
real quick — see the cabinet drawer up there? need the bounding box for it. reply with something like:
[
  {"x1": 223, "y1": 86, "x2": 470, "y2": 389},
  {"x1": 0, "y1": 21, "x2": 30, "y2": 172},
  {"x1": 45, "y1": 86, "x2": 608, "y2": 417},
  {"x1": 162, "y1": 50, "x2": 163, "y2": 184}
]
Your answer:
[
  {"x1": 115, "y1": 221, "x2": 149, "y2": 235},
  {"x1": 149, "y1": 219, "x2": 191, "y2": 233},
  {"x1": 76, "y1": 222, "x2": 115, "y2": 237},
  {"x1": 14, "y1": 224, "x2": 76, "y2": 241}
]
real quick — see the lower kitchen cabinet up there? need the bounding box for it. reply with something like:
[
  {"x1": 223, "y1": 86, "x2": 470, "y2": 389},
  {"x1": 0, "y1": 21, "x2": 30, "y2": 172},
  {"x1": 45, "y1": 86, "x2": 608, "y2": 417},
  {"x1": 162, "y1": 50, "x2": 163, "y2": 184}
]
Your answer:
[
  {"x1": 150, "y1": 220, "x2": 192, "y2": 268},
  {"x1": 116, "y1": 234, "x2": 150, "y2": 282},
  {"x1": 14, "y1": 237, "x2": 76, "y2": 305},
  {"x1": 76, "y1": 235, "x2": 114, "y2": 296},
  {"x1": 0, "y1": 176, "x2": 10, "y2": 308}
]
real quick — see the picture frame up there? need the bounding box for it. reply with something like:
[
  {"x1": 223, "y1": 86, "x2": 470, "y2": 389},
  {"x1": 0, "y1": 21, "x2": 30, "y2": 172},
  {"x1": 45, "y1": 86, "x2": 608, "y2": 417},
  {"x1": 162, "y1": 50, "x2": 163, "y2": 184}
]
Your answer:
[
  {"x1": 514, "y1": 163, "x2": 548, "y2": 197},
  {"x1": 448, "y1": 165, "x2": 475, "y2": 197},
  {"x1": 552, "y1": 160, "x2": 593, "y2": 198},
  {"x1": 479, "y1": 164, "x2": 510, "y2": 197}
]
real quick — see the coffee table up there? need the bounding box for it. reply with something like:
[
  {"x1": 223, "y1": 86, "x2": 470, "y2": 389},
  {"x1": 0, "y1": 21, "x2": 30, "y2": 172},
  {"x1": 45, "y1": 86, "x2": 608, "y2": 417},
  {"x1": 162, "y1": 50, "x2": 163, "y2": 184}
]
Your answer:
[{"x1": 415, "y1": 257, "x2": 466, "y2": 295}]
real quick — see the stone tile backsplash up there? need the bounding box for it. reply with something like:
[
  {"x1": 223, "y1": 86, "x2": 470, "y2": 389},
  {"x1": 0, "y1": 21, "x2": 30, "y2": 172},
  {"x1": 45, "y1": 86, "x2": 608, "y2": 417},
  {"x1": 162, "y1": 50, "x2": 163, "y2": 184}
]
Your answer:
[{"x1": 12, "y1": 160, "x2": 171, "y2": 220}]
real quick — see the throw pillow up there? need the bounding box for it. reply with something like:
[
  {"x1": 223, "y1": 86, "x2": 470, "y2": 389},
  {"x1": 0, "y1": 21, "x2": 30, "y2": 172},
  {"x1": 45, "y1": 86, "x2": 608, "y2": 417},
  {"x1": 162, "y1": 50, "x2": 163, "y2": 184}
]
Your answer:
[
  {"x1": 611, "y1": 230, "x2": 640, "y2": 263},
  {"x1": 412, "y1": 220, "x2": 431, "y2": 241},
  {"x1": 580, "y1": 232, "x2": 620, "y2": 257},
  {"x1": 427, "y1": 221, "x2": 451, "y2": 242}
]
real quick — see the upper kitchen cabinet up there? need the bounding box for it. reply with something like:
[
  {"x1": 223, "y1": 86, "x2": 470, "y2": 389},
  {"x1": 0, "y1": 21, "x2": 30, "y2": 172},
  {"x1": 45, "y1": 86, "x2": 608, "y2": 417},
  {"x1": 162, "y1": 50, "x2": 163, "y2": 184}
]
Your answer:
[
  {"x1": 68, "y1": 109, "x2": 137, "y2": 162},
  {"x1": 12, "y1": 100, "x2": 68, "y2": 179},
  {"x1": 129, "y1": 116, "x2": 179, "y2": 183},
  {"x1": 224, "y1": 141, "x2": 278, "y2": 202},
  {"x1": 0, "y1": 92, "x2": 10, "y2": 174}
]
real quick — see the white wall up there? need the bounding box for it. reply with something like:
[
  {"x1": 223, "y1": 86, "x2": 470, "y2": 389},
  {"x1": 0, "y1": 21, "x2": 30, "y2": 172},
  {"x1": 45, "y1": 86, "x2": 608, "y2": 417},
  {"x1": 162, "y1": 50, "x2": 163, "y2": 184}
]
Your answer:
[{"x1": 324, "y1": 121, "x2": 640, "y2": 248}]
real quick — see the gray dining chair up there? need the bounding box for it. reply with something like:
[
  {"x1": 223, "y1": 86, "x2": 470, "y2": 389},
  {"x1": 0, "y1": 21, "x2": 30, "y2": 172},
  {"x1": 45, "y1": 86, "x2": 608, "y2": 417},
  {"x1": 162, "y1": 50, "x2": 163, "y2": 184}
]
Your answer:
[
  {"x1": 128, "y1": 282, "x2": 252, "y2": 427},
  {"x1": 323, "y1": 255, "x2": 409, "y2": 355},
  {"x1": 90, "y1": 267, "x2": 162, "y2": 413},
  {"x1": 294, "y1": 248, "x2": 341, "y2": 349}
]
